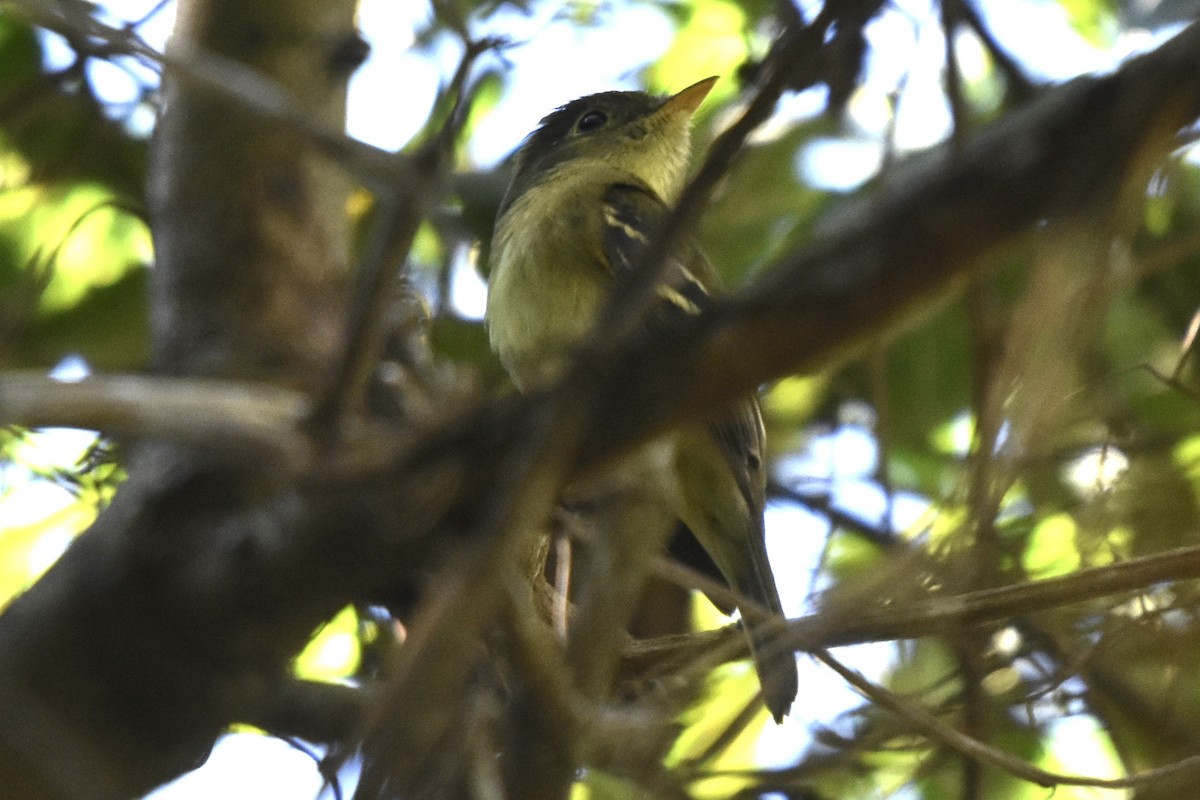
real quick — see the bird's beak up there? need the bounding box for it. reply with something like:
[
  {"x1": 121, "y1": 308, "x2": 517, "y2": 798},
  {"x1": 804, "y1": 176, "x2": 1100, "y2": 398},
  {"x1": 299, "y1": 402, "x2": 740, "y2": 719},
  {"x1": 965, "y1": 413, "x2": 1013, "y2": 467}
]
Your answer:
[{"x1": 661, "y1": 76, "x2": 719, "y2": 117}]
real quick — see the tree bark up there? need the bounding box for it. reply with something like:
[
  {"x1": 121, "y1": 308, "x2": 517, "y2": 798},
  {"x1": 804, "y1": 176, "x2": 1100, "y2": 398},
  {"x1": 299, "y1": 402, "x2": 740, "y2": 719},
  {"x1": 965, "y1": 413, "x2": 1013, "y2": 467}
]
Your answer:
[{"x1": 0, "y1": 0, "x2": 356, "y2": 796}]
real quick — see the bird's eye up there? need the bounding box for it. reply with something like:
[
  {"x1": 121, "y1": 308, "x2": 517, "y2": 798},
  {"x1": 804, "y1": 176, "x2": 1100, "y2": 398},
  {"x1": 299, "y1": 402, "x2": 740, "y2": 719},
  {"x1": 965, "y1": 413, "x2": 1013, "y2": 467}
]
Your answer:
[{"x1": 576, "y1": 110, "x2": 608, "y2": 133}]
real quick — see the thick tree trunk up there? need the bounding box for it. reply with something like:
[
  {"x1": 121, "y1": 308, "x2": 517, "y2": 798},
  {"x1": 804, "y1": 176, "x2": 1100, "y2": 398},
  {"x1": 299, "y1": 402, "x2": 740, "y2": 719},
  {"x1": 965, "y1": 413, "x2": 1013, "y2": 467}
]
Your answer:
[{"x1": 0, "y1": 1, "x2": 356, "y2": 796}]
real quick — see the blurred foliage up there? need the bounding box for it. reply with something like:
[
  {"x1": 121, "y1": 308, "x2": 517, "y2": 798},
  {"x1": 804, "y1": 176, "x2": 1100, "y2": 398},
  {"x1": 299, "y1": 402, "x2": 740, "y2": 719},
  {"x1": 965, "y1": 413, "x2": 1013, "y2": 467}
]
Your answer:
[
  {"x1": 1062, "y1": 0, "x2": 1121, "y2": 45},
  {"x1": 5, "y1": 0, "x2": 1200, "y2": 798},
  {"x1": 293, "y1": 605, "x2": 363, "y2": 683},
  {"x1": 647, "y1": 0, "x2": 755, "y2": 98},
  {"x1": 0, "y1": 428, "x2": 121, "y2": 609},
  {"x1": 0, "y1": 9, "x2": 150, "y2": 371}
]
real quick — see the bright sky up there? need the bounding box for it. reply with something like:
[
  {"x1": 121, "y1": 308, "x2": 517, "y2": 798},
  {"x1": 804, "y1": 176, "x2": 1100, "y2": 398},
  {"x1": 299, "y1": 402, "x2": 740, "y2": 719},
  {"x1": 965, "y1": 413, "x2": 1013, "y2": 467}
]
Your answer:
[{"x1": 21, "y1": 0, "x2": 1177, "y2": 796}]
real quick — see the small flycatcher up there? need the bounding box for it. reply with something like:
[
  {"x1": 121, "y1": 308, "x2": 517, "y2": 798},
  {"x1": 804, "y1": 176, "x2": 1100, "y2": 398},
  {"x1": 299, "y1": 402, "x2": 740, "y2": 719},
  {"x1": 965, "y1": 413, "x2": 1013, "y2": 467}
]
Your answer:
[{"x1": 486, "y1": 78, "x2": 798, "y2": 722}]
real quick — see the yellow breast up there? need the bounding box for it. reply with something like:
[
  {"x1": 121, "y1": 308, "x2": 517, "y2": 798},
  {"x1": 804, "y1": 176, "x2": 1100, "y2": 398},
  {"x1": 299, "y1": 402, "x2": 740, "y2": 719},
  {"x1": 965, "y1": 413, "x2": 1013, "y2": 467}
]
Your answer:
[{"x1": 485, "y1": 165, "x2": 620, "y2": 389}]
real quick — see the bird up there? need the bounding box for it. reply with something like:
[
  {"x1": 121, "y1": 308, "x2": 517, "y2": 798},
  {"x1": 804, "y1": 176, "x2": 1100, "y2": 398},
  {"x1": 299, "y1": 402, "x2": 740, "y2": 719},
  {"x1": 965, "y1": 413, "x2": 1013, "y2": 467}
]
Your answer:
[{"x1": 484, "y1": 77, "x2": 798, "y2": 722}]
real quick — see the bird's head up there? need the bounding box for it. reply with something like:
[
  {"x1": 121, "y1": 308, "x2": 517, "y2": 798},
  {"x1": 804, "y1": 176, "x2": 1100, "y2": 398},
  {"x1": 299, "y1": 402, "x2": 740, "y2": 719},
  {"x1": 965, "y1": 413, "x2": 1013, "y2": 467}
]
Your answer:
[{"x1": 500, "y1": 76, "x2": 718, "y2": 214}]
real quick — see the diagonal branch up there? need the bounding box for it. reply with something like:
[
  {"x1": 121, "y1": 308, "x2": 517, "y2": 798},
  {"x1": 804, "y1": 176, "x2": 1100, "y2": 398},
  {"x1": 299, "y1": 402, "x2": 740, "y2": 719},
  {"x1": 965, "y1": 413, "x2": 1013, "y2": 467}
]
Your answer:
[
  {"x1": 577, "y1": 21, "x2": 1200, "y2": 473},
  {"x1": 816, "y1": 647, "x2": 1200, "y2": 789},
  {"x1": 794, "y1": 543, "x2": 1200, "y2": 648},
  {"x1": 308, "y1": 35, "x2": 504, "y2": 426},
  {"x1": 9, "y1": 24, "x2": 1199, "y2": 506},
  {"x1": 12, "y1": 0, "x2": 408, "y2": 190},
  {"x1": 630, "y1": 543, "x2": 1200, "y2": 689}
]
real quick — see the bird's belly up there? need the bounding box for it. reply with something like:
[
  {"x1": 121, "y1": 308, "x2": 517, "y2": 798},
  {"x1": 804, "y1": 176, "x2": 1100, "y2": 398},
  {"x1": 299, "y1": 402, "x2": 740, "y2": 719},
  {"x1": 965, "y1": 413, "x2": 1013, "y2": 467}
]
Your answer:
[{"x1": 487, "y1": 221, "x2": 609, "y2": 388}]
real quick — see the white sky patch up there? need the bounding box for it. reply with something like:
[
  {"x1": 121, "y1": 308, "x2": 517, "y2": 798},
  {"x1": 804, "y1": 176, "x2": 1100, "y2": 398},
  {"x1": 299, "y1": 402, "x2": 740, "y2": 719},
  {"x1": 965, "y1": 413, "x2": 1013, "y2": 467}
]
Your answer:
[
  {"x1": 862, "y1": 0, "x2": 925, "y2": 92},
  {"x1": 86, "y1": 57, "x2": 143, "y2": 107},
  {"x1": 834, "y1": 481, "x2": 932, "y2": 534},
  {"x1": 953, "y1": 25, "x2": 992, "y2": 81},
  {"x1": 845, "y1": 88, "x2": 893, "y2": 136},
  {"x1": 112, "y1": 0, "x2": 175, "y2": 50},
  {"x1": 891, "y1": 9, "x2": 953, "y2": 151},
  {"x1": 1044, "y1": 715, "x2": 1125, "y2": 785},
  {"x1": 889, "y1": 491, "x2": 932, "y2": 532},
  {"x1": 467, "y1": 4, "x2": 676, "y2": 167},
  {"x1": 0, "y1": 359, "x2": 100, "y2": 580},
  {"x1": 146, "y1": 733, "x2": 354, "y2": 800},
  {"x1": 776, "y1": 423, "x2": 879, "y2": 485},
  {"x1": 765, "y1": 503, "x2": 829, "y2": 619},
  {"x1": 0, "y1": 479, "x2": 76, "y2": 528},
  {"x1": 1063, "y1": 445, "x2": 1130, "y2": 498},
  {"x1": 37, "y1": 0, "x2": 173, "y2": 122},
  {"x1": 347, "y1": 0, "x2": 436, "y2": 151},
  {"x1": 12, "y1": 427, "x2": 97, "y2": 473},
  {"x1": 50, "y1": 354, "x2": 92, "y2": 382},
  {"x1": 797, "y1": 0, "x2": 951, "y2": 187},
  {"x1": 834, "y1": 424, "x2": 879, "y2": 473},
  {"x1": 744, "y1": 86, "x2": 829, "y2": 145},
  {"x1": 757, "y1": 641, "x2": 899, "y2": 766},
  {"x1": 798, "y1": 136, "x2": 885, "y2": 191},
  {"x1": 450, "y1": 246, "x2": 488, "y2": 320},
  {"x1": 762, "y1": 506, "x2": 901, "y2": 767},
  {"x1": 975, "y1": 0, "x2": 1110, "y2": 80}
]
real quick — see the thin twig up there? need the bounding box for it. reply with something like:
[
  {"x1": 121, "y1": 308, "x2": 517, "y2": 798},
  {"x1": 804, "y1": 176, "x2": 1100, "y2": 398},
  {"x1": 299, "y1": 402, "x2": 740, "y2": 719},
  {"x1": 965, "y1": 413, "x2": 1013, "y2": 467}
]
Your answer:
[
  {"x1": 943, "y1": 8, "x2": 1008, "y2": 793},
  {"x1": 791, "y1": 544, "x2": 1200, "y2": 648},
  {"x1": 11, "y1": 0, "x2": 410, "y2": 191},
  {"x1": 769, "y1": 480, "x2": 903, "y2": 549},
  {"x1": 581, "y1": 11, "x2": 834, "y2": 366},
  {"x1": 307, "y1": 36, "x2": 504, "y2": 428},
  {"x1": 1135, "y1": 364, "x2": 1200, "y2": 405},
  {"x1": 127, "y1": 0, "x2": 173, "y2": 30},
  {"x1": 631, "y1": 543, "x2": 1200, "y2": 675},
  {"x1": 815, "y1": 647, "x2": 1200, "y2": 789},
  {"x1": 941, "y1": 0, "x2": 969, "y2": 147}
]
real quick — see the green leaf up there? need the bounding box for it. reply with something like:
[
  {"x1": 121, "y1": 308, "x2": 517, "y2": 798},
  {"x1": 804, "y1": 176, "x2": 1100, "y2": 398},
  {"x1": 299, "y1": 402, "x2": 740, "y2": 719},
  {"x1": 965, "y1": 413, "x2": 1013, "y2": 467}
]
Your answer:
[
  {"x1": 293, "y1": 606, "x2": 361, "y2": 683},
  {"x1": 0, "y1": 11, "x2": 42, "y2": 91}
]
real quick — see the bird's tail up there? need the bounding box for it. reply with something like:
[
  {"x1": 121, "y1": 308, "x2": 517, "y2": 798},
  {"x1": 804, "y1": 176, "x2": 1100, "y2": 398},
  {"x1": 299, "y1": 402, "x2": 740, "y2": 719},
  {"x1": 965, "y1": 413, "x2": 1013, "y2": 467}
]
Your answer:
[{"x1": 736, "y1": 567, "x2": 798, "y2": 724}]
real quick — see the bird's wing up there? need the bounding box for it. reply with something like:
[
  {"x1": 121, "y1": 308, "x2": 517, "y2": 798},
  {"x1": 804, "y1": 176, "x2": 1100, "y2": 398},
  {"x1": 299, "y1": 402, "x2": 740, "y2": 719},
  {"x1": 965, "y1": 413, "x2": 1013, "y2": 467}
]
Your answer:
[
  {"x1": 600, "y1": 182, "x2": 716, "y2": 319},
  {"x1": 600, "y1": 182, "x2": 767, "y2": 523},
  {"x1": 600, "y1": 183, "x2": 795, "y2": 721}
]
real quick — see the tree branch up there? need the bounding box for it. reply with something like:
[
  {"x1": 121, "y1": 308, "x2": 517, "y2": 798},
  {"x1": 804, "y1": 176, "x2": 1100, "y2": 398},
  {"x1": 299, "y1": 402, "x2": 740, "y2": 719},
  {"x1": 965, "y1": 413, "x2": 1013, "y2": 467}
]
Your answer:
[
  {"x1": 633, "y1": 543, "x2": 1200, "y2": 670},
  {"x1": 308, "y1": 35, "x2": 503, "y2": 426},
  {"x1": 577, "y1": 21, "x2": 1200, "y2": 473},
  {"x1": 815, "y1": 648, "x2": 1200, "y2": 789},
  {"x1": 11, "y1": 0, "x2": 406, "y2": 190},
  {"x1": 0, "y1": 371, "x2": 309, "y2": 465},
  {"x1": 796, "y1": 543, "x2": 1200, "y2": 647}
]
